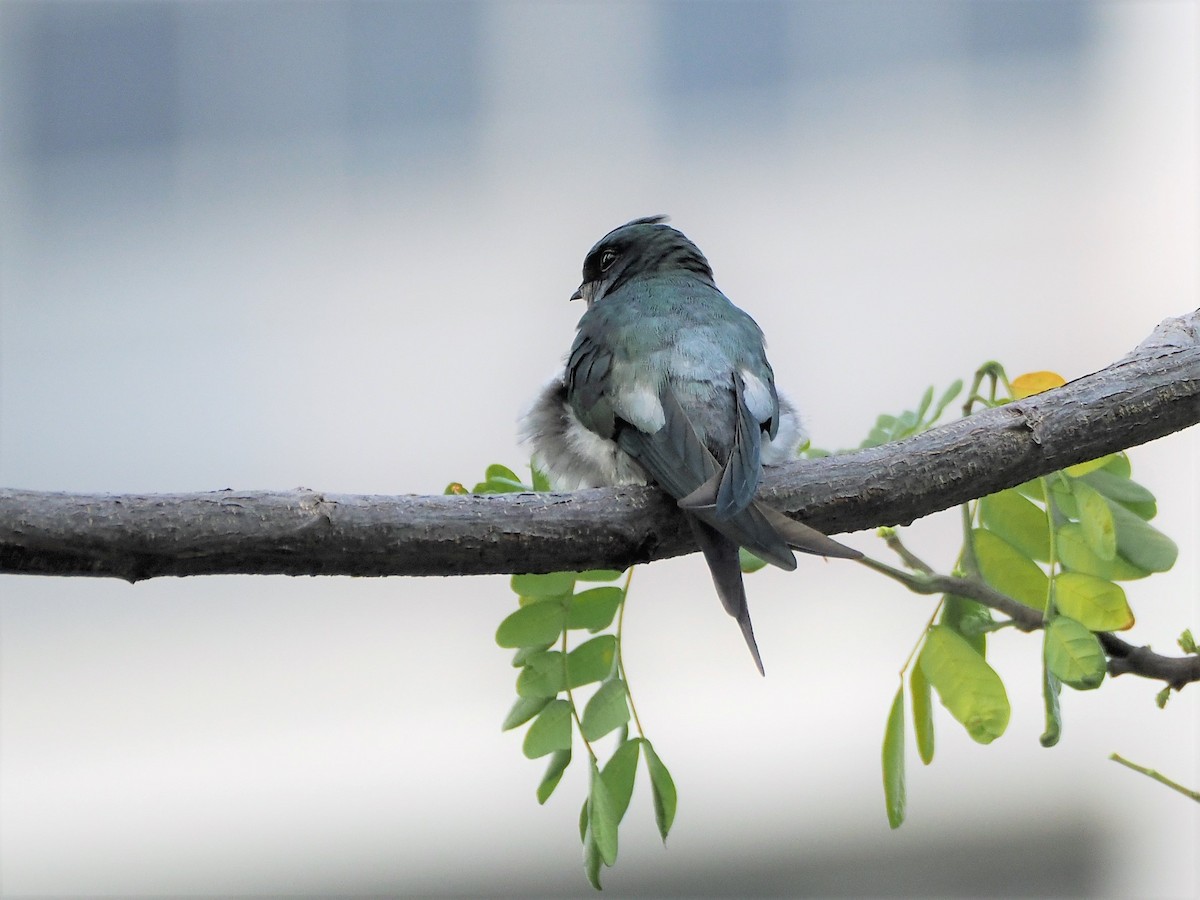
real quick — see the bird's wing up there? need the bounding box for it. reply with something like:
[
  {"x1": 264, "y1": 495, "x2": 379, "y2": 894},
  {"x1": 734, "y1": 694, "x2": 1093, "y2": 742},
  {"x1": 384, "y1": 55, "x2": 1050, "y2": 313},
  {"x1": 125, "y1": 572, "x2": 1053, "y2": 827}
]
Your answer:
[
  {"x1": 714, "y1": 369, "x2": 764, "y2": 519},
  {"x1": 614, "y1": 380, "x2": 798, "y2": 570},
  {"x1": 565, "y1": 331, "x2": 616, "y2": 437}
]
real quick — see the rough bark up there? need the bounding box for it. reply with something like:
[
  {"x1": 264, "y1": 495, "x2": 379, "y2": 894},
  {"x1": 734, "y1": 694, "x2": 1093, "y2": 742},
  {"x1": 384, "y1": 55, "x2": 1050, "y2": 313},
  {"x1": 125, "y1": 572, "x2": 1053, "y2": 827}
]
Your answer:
[{"x1": 1, "y1": 310, "x2": 1197, "y2": 582}]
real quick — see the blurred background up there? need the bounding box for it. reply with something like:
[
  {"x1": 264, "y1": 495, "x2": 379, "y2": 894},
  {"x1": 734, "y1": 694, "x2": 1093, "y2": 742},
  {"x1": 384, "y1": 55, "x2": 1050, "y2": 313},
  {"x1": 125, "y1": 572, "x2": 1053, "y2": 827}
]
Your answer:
[{"x1": 1, "y1": 1, "x2": 1197, "y2": 896}]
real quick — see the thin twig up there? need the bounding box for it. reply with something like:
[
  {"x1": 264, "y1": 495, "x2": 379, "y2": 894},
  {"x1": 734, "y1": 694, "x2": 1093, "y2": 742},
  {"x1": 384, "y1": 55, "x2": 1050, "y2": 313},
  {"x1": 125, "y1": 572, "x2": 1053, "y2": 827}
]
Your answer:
[{"x1": 1110, "y1": 753, "x2": 1200, "y2": 803}]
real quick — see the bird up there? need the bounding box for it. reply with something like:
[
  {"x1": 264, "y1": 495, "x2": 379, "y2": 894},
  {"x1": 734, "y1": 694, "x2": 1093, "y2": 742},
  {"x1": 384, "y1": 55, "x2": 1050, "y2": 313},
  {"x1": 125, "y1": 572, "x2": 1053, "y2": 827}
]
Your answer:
[{"x1": 520, "y1": 215, "x2": 860, "y2": 674}]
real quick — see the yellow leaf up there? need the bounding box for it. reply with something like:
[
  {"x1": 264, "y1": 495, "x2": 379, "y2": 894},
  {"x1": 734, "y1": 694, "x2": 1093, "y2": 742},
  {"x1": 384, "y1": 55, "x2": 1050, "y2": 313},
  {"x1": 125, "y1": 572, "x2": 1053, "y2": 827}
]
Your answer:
[{"x1": 1011, "y1": 371, "x2": 1066, "y2": 400}]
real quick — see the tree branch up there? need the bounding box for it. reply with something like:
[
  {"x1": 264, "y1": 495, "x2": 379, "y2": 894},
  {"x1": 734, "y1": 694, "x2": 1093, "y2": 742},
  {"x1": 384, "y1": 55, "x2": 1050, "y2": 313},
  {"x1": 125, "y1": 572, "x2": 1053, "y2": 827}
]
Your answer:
[
  {"x1": 3, "y1": 311, "x2": 1197, "y2": 689},
  {"x1": 858, "y1": 552, "x2": 1200, "y2": 690},
  {"x1": 3, "y1": 310, "x2": 1196, "y2": 582}
]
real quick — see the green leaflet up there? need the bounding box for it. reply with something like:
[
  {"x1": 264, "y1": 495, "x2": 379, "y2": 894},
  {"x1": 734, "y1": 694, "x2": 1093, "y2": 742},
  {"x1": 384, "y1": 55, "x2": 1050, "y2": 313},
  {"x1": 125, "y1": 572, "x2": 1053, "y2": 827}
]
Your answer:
[
  {"x1": 1054, "y1": 572, "x2": 1134, "y2": 631},
  {"x1": 566, "y1": 636, "x2": 618, "y2": 689},
  {"x1": 911, "y1": 662, "x2": 935, "y2": 765},
  {"x1": 939, "y1": 594, "x2": 992, "y2": 657},
  {"x1": 566, "y1": 587, "x2": 624, "y2": 632},
  {"x1": 538, "y1": 749, "x2": 572, "y2": 804},
  {"x1": 531, "y1": 465, "x2": 552, "y2": 492},
  {"x1": 642, "y1": 739, "x2": 678, "y2": 842},
  {"x1": 1040, "y1": 666, "x2": 1062, "y2": 748},
  {"x1": 581, "y1": 678, "x2": 630, "y2": 741},
  {"x1": 739, "y1": 547, "x2": 768, "y2": 573},
  {"x1": 919, "y1": 625, "x2": 1010, "y2": 744},
  {"x1": 583, "y1": 832, "x2": 602, "y2": 891},
  {"x1": 1071, "y1": 480, "x2": 1117, "y2": 562},
  {"x1": 1108, "y1": 499, "x2": 1178, "y2": 573},
  {"x1": 502, "y1": 695, "x2": 551, "y2": 731},
  {"x1": 511, "y1": 571, "x2": 577, "y2": 599},
  {"x1": 601, "y1": 739, "x2": 641, "y2": 824},
  {"x1": 1064, "y1": 454, "x2": 1115, "y2": 478},
  {"x1": 516, "y1": 650, "x2": 566, "y2": 698},
  {"x1": 496, "y1": 600, "x2": 567, "y2": 649},
  {"x1": 1080, "y1": 468, "x2": 1157, "y2": 518},
  {"x1": 576, "y1": 569, "x2": 626, "y2": 582},
  {"x1": 1044, "y1": 616, "x2": 1106, "y2": 690},
  {"x1": 972, "y1": 529, "x2": 1048, "y2": 610},
  {"x1": 980, "y1": 489, "x2": 1050, "y2": 562},
  {"x1": 882, "y1": 686, "x2": 906, "y2": 829},
  {"x1": 523, "y1": 699, "x2": 573, "y2": 758},
  {"x1": 1057, "y1": 523, "x2": 1148, "y2": 581},
  {"x1": 587, "y1": 757, "x2": 619, "y2": 866}
]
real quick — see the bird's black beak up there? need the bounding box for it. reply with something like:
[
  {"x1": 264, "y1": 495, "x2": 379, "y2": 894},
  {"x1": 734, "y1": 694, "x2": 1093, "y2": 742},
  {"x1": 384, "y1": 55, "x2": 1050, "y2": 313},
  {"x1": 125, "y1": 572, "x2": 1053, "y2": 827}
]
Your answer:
[{"x1": 572, "y1": 281, "x2": 600, "y2": 306}]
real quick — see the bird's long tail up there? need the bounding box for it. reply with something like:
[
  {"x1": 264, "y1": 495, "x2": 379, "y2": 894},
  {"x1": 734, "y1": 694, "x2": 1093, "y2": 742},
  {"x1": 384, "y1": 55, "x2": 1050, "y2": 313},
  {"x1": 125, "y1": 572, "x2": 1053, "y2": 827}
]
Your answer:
[{"x1": 688, "y1": 517, "x2": 765, "y2": 676}]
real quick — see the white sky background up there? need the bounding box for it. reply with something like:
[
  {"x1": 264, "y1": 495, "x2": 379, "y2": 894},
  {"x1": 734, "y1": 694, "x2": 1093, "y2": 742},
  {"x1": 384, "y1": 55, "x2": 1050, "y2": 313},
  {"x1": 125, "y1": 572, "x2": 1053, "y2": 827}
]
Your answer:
[{"x1": 1, "y1": 2, "x2": 1197, "y2": 896}]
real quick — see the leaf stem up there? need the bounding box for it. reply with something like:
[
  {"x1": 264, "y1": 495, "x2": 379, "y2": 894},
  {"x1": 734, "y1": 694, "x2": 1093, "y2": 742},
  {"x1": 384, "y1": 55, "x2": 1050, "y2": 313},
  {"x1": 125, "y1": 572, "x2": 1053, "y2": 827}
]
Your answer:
[
  {"x1": 615, "y1": 567, "x2": 646, "y2": 738},
  {"x1": 1110, "y1": 753, "x2": 1200, "y2": 803},
  {"x1": 563, "y1": 626, "x2": 598, "y2": 763}
]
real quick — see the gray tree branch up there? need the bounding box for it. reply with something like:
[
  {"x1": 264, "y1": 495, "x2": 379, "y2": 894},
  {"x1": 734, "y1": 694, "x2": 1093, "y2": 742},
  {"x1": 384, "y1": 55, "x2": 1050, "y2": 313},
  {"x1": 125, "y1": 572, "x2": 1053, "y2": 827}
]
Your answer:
[
  {"x1": 3, "y1": 310, "x2": 1197, "y2": 688},
  {"x1": 3, "y1": 310, "x2": 1195, "y2": 582}
]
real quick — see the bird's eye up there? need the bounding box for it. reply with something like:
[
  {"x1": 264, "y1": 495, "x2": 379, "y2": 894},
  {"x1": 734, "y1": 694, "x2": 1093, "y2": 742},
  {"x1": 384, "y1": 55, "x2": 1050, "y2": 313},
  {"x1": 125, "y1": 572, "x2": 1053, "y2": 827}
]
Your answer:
[{"x1": 600, "y1": 249, "x2": 618, "y2": 272}]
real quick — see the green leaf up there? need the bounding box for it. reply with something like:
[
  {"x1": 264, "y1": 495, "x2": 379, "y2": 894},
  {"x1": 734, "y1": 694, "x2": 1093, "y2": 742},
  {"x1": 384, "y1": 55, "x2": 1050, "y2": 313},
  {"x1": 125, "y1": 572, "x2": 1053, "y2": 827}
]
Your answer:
[
  {"x1": 566, "y1": 587, "x2": 624, "y2": 632},
  {"x1": 511, "y1": 571, "x2": 576, "y2": 598},
  {"x1": 980, "y1": 489, "x2": 1050, "y2": 562},
  {"x1": 581, "y1": 678, "x2": 630, "y2": 741},
  {"x1": 1080, "y1": 468, "x2": 1156, "y2": 508},
  {"x1": 1053, "y1": 572, "x2": 1134, "y2": 631},
  {"x1": 502, "y1": 694, "x2": 551, "y2": 731},
  {"x1": 933, "y1": 379, "x2": 964, "y2": 419},
  {"x1": 915, "y1": 385, "x2": 934, "y2": 423},
  {"x1": 522, "y1": 699, "x2": 573, "y2": 758},
  {"x1": 882, "y1": 686, "x2": 906, "y2": 829},
  {"x1": 511, "y1": 643, "x2": 552, "y2": 668},
  {"x1": 537, "y1": 749, "x2": 571, "y2": 804},
  {"x1": 972, "y1": 529, "x2": 1049, "y2": 611},
  {"x1": 1102, "y1": 452, "x2": 1132, "y2": 478},
  {"x1": 1064, "y1": 454, "x2": 1115, "y2": 477},
  {"x1": 1108, "y1": 499, "x2": 1178, "y2": 573},
  {"x1": 1071, "y1": 480, "x2": 1117, "y2": 562},
  {"x1": 516, "y1": 650, "x2": 566, "y2": 698},
  {"x1": 739, "y1": 547, "x2": 768, "y2": 573},
  {"x1": 1040, "y1": 666, "x2": 1062, "y2": 748},
  {"x1": 476, "y1": 477, "x2": 526, "y2": 494},
  {"x1": 940, "y1": 594, "x2": 993, "y2": 657},
  {"x1": 583, "y1": 833, "x2": 602, "y2": 890},
  {"x1": 1047, "y1": 477, "x2": 1078, "y2": 519},
  {"x1": 919, "y1": 625, "x2": 1010, "y2": 744},
  {"x1": 1057, "y1": 523, "x2": 1149, "y2": 581},
  {"x1": 496, "y1": 600, "x2": 567, "y2": 649},
  {"x1": 1044, "y1": 616, "x2": 1106, "y2": 690},
  {"x1": 486, "y1": 463, "x2": 522, "y2": 484},
  {"x1": 1180, "y1": 629, "x2": 1198, "y2": 655},
  {"x1": 531, "y1": 464, "x2": 552, "y2": 492},
  {"x1": 567, "y1": 636, "x2": 618, "y2": 689},
  {"x1": 1014, "y1": 478, "x2": 1044, "y2": 502},
  {"x1": 576, "y1": 569, "x2": 626, "y2": 582},
  {"x1": 911, "y1": 663, "x2": 935, "y2": 765},
  {"x1": 601, "y1": 739, "x2": 641, "y2": 823},
  {"x1": 587, "y1": 757, "x2": 619, "y2": 866},
  {"x1": 642, "y1": 740, "x2": 677, "y2": 842}
]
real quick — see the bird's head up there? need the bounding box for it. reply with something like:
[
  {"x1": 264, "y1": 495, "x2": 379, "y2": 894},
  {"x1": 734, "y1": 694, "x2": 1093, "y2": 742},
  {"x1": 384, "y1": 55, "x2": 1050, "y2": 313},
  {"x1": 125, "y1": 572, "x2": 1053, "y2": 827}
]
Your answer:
[{"x1": 571, "y1": 215, "x2": 716, "y2": 307}]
